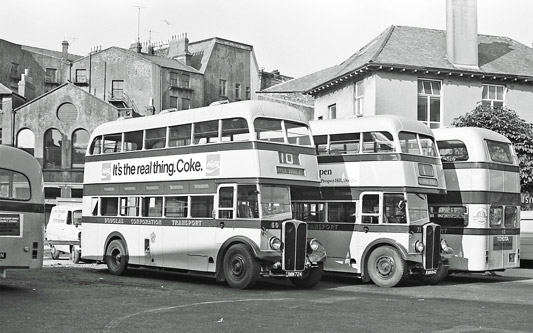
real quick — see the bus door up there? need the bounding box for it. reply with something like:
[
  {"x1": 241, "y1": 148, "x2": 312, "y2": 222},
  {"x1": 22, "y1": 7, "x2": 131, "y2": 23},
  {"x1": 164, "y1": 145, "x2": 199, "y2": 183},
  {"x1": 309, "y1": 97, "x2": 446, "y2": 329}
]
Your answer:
[
  {"x1": 488, "y1": 205, "x2": 519, "y2": 269},
  {"x1": 352, "y1": 192, "x2": 383, "y2": 269}
]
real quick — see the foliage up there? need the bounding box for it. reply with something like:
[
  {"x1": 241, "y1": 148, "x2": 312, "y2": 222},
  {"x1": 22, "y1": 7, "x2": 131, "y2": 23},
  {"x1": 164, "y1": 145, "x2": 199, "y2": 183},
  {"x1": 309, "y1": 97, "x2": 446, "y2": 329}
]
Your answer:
[{"x1": 452, "y1": 104, "x2": 533, "y2": 192}]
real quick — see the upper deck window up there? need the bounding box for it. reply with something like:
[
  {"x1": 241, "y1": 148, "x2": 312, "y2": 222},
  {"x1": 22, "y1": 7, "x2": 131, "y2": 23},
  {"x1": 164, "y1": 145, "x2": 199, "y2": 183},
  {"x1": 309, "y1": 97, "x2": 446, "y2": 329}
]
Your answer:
[
  {"x1": 0, "y1": 168, "x2": 31, "y2": 201},
  {"x1": 145, "y1": 127, "x2": 167, "y2": 150},
  {"x1": 123, "y1": 131, "x2": 143, "y2": 152},
  {"x1": 169, "y1": 124, "x2": 192, "y2": 147},
  {"x1": 315, "y1": 135, "x2": 328, "y2": 155},
  {"x1": 399, "y1": 132, "x2": 437, "y2": 157},
  {"x1": 194, "y1": 120, "x2": 219, "y2": 144},
  {"x1": 285, "y1": 121, "x2": 312, "y2": 146},
  {"x1": 419, "y1": 135, "x2": 438, "y2": 157},
  {"x1": 363, "y1": 131, "x2": 394, "y2": 153},
  {"x1": 437, "y1": 140, "x2": 469, "y2": 162},
  {"x1": 330, "y1": 133, "x2": 360, "y2": 154},
  {"x1": 102, "y1": 133, "x2": 123, "y2": 154},
  {"x1": 255, "y1": 118, "x2": 284, "y2": 143},
  {"x1": 221, "y1": 118, "x2": 249, "y2": 142},
  {"x1": 486, "y1": 140, "x2": 514, "y2": 164}
]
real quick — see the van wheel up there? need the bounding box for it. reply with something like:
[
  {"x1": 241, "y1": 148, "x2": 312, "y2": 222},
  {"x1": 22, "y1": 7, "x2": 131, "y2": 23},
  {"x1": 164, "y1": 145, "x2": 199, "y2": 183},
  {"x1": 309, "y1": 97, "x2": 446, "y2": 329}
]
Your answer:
[
  {"x1": 105, "y1": 239, "x2": 128, "y2": 275},
  {"x1": 223, "y1": 244, "x2": 260, "y2": 289},
  {"x1": 70, "y1": 247, "x2": 81, "y2": 264},
  {"x1": 50, "y1": 245, "x2": 61, "y2": 260},
  {"x1": 367, "y1": 246, "x2": 407, "y2": 288}
]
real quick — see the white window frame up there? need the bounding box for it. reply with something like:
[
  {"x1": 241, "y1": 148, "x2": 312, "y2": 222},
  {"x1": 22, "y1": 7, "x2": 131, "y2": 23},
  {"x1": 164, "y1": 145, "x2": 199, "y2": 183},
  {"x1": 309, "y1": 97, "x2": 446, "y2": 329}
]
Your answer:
[
  {"x1": 417, "y1": 79, "x2": 442, "y2": 129},
  {"x1": 354, "y1": 80, "x2": 364, "y2": 116},
  {"x1": 482, "y1": 84, "x2": 505, "y2": 108},
  {"x1": 219, "y1": 79, "x2": 227, "y2": 97},
  {"x1": 328, "y1": 104, "x2": 337, "y2": 120}
]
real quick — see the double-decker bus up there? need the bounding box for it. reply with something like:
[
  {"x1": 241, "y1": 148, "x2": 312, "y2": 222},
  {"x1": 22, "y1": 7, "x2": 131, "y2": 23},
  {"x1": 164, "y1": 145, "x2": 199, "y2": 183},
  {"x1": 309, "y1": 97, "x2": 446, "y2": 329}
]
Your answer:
[
  {"x1": 428, "y1": 127, "x2": 520, "y2": 272},
  {"x1": 291, "y1": 115, "x2": 453, "y2": 287},
  {"x1": 81, "y1": 100, "x2": 326, "y2": 289},
  {"x1": 0, "y1": 145, "x2": 45, "y2": 277}
]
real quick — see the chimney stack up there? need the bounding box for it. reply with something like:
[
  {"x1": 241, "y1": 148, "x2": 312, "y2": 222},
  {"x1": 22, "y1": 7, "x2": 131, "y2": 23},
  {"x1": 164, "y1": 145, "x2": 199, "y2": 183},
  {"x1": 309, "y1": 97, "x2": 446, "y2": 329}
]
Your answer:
[
  {"x1": 62, "y1": 40, "x2": 69, "y2": 62},
  {"x1": 446, "y1": 0, "x2": 479, "y2": 68}
]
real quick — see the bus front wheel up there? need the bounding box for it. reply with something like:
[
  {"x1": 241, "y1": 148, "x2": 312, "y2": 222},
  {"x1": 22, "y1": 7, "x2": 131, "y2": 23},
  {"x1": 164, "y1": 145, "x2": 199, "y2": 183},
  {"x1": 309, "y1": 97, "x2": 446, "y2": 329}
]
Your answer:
[
  {"x1": 105, "y1": 239, "x2": 128, "y2": 275},
  {"x1": 367, "y1": 246, "x2": 407, "y2": 288},
  {"x1": 290, "y1": 262, "x2": 324, "y2": 288},
  {"x1": 223, "y1": 244, "x2": 260, "y2": 289}
]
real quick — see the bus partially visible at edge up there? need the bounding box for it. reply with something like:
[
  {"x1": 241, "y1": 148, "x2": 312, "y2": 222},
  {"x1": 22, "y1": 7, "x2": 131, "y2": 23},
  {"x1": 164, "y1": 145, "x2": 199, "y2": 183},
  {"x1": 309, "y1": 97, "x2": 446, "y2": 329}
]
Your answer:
[
  {"x1": 291, "y1": 115, "x2": 453, "y2": 287},
  {"x1": 81, "y1": 100, "x2": 326, "y2": 289},
  {"x1": 0, "y1": 145, "x2": 45, "y2": 277},
  {"x1": 428, "y1": 127, "x2": 520, "y2": 272}
]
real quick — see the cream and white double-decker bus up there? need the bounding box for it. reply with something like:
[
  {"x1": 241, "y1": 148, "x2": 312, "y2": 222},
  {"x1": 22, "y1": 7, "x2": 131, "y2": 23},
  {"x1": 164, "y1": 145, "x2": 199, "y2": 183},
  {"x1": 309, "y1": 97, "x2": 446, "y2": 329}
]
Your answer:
[
  {"x1": 0, "y1": 145, "x2": 45, "y2": 277},
  {"x1": 429, "y1": 127, "x2": 520, "y2": 272},
  {"x1": 292, "y1": 116, "x2": 453, "y2": 287},
  {"x1": 81, "y1": 100, "x2": 326, "y2": 289}
]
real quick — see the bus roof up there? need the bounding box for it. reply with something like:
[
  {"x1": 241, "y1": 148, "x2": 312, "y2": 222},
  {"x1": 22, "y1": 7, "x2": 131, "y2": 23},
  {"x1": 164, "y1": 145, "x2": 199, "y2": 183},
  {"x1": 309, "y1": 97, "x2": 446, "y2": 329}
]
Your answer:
[
  {"x1": 433, "y1": 127, "x2": 514, "y2": 163},
  {"x1": 309, "y1": 115, "x2": 434, "y2": 137},
  {"x1": 433, "y1": 127, "x2": 512, "y2": 144},
  {"x1": 0, "y1": 145, "x2": 44, "y2": 201},
  {"x1": 91, "y1": 100, "x2": 310, "y2": 137}
]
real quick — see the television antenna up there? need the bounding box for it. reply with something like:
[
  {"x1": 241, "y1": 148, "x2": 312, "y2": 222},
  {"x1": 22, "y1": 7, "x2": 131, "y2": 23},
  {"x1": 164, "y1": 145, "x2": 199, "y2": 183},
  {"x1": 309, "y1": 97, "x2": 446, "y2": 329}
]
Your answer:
[{"x1": 133, "y1": 5, "x2": 146, "y2": 44}]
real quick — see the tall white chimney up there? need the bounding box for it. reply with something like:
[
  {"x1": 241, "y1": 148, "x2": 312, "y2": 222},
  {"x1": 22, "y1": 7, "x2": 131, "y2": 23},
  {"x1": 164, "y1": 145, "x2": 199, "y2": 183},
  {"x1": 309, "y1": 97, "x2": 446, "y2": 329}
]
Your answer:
[{"x1": 446, "y1": 0, "x2": 479, "y2": 68}]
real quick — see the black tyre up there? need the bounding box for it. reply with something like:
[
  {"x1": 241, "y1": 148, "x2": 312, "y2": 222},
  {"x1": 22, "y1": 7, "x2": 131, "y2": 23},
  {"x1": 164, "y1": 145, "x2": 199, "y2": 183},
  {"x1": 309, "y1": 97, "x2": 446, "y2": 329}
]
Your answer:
[
  {"x1": 70, "y1": 247, "x2": 81, "y2": 264},
  {"x1": 290, "y1": 262, "x2": 324, "y2": 288},
  {"x1": 417, "y1": 261, "x2": 449, "y2": 285},
  {"x1": 223, "y1": 244, "x2": 260, "y2": 289},
  {"x1": 367, "y1": 246, "x2": 407, "y2": 288},
  {"x1": 50, "y1": 245, "x2": 61, "y2": 260},
  {"x1": 105, "y1": 239, "x2": 128, "y2": 275}
]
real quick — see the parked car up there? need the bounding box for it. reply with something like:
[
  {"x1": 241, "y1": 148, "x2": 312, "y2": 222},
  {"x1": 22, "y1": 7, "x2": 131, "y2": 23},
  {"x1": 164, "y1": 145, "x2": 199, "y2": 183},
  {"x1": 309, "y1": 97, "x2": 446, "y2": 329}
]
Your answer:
[{"x1": 45, "y1": 199, "x2": 82, "y2": 263}]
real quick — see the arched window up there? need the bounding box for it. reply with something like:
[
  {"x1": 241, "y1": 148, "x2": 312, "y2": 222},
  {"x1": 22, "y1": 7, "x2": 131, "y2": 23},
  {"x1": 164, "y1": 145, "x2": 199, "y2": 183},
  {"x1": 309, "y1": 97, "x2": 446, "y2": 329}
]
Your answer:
[
  {"x1": 17, "y1": 128, "x2": 35, "y2": 155},
  {"x1": 72, "y1": 129, "x2": 89, "y2": 168},
  {"x1": 44, "y1": 129, "x2": 63, "y2": 169}
]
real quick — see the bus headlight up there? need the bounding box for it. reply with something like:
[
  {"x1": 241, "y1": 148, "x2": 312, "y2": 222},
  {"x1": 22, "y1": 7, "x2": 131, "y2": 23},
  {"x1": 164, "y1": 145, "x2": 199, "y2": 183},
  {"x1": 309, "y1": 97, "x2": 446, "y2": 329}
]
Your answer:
[
  {"x1": 415, "y1": 241, "x2": 425, "y2": 253},
  {"x1": 441, "y1": 239, "x2": 455, "y2": 259},
  {"x1": 269, "y1": 237, "x2": 282, "y2": 250},
  {"x1": 309, "y1": 238, "x2": 323, "y2": 251}
]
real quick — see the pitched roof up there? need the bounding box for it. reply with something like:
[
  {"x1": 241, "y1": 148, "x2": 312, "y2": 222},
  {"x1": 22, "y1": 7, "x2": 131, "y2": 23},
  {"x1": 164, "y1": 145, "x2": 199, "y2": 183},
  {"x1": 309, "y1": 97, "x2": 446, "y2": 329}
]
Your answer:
[
  {"x1": 260, "y1": 66, "x2": 339, "y2": 93},
  {"x1": 0, "y1": 82, "x2": 12, "y2": 94},
  {"x1": 264, "y1": 25, "x2": 533, "y2": 94},
  {"x1": 72, "y1": 47, "x2": 201, "y2": 74}
]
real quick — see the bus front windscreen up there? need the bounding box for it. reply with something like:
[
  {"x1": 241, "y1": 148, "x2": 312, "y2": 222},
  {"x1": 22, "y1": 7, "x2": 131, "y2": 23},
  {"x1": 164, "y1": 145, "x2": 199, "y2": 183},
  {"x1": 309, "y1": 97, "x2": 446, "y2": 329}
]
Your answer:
[
  {"x1": 407, "y1": 193, "x2": 430, "y2": 224},
  {"x1": 260, "y1": 185, "x2": 292, "y2": 219}
]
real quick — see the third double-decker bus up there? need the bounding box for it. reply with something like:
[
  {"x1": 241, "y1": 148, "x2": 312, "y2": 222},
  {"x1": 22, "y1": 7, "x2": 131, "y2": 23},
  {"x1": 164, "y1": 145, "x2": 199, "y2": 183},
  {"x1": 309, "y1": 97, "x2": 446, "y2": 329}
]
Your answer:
[
  {"x1": 292, "y1": 115, "x2": 453, "y2": 287},
  {"x1": 0, "y1": 145, "x2": 45, "y2": 278},
  {"x1": 81, "y1": 100, "x2": 326, "y2": 289},
  {"x1": 428, "y1": 127, "x2": 520, "y2": 272}
]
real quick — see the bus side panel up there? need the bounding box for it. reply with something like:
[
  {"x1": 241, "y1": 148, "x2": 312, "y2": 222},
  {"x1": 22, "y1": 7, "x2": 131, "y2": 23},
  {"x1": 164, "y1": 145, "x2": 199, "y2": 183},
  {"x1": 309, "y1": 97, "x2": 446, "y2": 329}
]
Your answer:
[
  {"x1": 308, "y1": 228, "x2": 357, "y2": 273},
  {"x1": 0, "y1": 212, "x2": 44, "y2": 271},
  {"x1": 446, "y1": 234, "x2": 489, "y2": 271}
]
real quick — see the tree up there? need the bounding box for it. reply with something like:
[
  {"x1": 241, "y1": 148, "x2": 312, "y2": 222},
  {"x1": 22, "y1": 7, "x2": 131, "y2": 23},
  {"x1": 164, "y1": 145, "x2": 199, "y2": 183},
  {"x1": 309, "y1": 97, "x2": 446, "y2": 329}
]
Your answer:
[{"x1": 452, "y1": 104, "x2": 533, "y2": 193}]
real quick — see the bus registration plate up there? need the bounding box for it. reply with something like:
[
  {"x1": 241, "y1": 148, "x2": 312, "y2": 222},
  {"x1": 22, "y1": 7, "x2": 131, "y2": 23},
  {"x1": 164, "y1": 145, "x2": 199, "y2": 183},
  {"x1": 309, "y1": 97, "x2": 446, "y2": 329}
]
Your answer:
[
  {"x1": 286, "y1": 271, "x2": 303, "y2": 278},
  {"x1": 424, "y1": 269, "x2": 437, "y2": 275}
]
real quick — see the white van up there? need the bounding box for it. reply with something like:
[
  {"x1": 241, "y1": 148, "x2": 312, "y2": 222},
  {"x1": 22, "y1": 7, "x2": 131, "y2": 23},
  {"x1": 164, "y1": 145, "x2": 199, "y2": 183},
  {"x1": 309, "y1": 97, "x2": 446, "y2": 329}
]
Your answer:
[{"x1": 45, "y1": 199, "x2": 82, "y2": 263}]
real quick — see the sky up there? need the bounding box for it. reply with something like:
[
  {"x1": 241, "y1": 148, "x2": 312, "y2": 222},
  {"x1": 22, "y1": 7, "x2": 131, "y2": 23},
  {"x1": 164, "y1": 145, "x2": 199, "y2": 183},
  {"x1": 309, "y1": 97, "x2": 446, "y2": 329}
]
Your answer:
[{"x1": 2, "y1": 0, "x2": 533, "y2": 78}]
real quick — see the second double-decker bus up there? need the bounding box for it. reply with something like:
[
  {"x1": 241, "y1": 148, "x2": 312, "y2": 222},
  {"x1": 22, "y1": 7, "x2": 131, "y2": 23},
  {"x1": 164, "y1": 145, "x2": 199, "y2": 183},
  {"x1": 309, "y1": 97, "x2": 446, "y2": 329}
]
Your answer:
[
  {"x1": 291, "y1": 115, "x2": 453, "y2": 287},
  {"x1": 428, "y1": 127, "x2": 520, "y2": 272},
  {"x1": 81, "y1": 100, "x2": 326, "y2": 289},
  {"x1": 0, "y1": 145, "x2": 45, "y2": 278}
]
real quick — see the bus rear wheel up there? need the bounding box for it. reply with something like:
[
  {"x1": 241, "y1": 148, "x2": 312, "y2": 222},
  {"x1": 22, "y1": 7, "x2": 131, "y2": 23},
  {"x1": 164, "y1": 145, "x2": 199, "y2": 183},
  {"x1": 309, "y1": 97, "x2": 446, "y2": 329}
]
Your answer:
[
  {"x1": 367, "y1": 246, "x2": 407, "y2": 288},
  {"x1": 105, "y1": 239, "x2": 128, "y2": 275},
  {"x1": 290, "y1": 262, "x2": 324, "y2": 288},
  {"x1": 223, "y1": 244, "x2": 260, "y2": 289}
]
